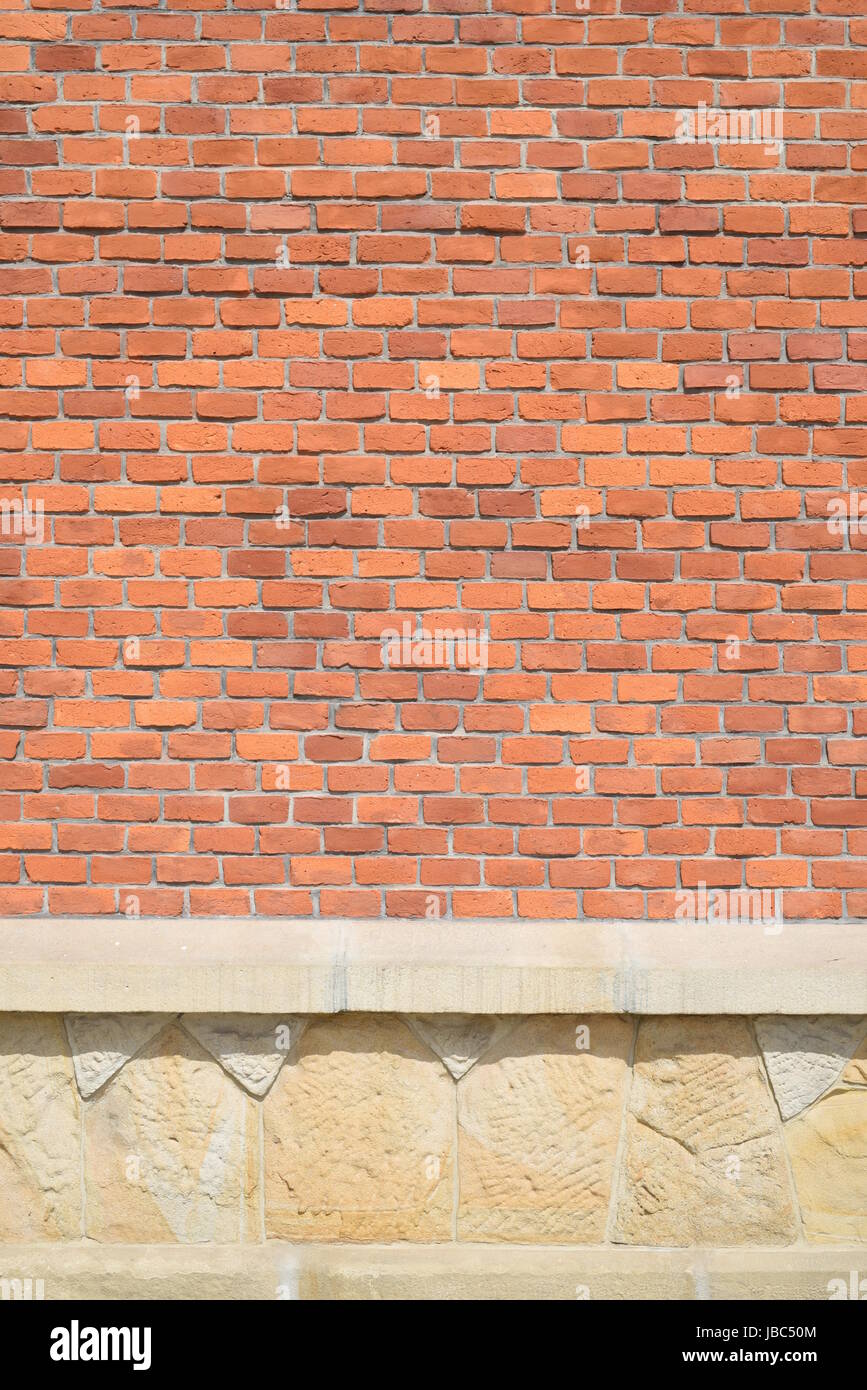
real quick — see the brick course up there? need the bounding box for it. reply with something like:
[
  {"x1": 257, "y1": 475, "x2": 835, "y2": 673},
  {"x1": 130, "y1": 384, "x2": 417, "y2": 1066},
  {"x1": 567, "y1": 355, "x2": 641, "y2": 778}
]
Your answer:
[{"x1": 0, "y1": 0, "x2": 866, "y2": 920}]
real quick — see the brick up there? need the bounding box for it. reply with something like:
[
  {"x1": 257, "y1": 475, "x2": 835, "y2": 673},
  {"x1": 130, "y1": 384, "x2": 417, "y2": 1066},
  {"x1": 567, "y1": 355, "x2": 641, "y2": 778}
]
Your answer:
[{"x1": 0, "y1": 15, "x2": 860, "y2": 919}]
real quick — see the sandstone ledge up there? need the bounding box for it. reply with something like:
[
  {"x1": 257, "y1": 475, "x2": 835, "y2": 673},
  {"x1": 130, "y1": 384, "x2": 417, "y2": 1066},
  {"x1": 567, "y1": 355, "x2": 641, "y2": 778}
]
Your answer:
[
  {"x1": 0, "y1": 1242, "x2": 864, "y2": 1301},
  {"x1": 0, "y1": 918, "x2": 865, "y2": 1015}
]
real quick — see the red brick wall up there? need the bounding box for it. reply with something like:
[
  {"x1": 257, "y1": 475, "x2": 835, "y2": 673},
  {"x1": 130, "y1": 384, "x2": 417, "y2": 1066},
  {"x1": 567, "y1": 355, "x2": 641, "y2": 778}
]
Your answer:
[{"x1": 1, "y1": 1, "x2": 865, "y2": 921}]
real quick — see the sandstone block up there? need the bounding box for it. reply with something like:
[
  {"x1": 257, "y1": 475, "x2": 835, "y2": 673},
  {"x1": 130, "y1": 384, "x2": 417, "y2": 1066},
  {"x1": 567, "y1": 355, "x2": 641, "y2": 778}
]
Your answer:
[
  {"x1": 0, "y1": 1013, "x2": 80, "y2": 1241},
  {"x1": 264, "y1": 1014, "x2": 454, "y2": 1241},
  {"x1": 457, "y1": 1015, "x2": 632, "y2": 1242},
  {"x1": 614, "y1": 1017, "x2": 797, "y2": 1246},
  {"x1": 786, "y1": 1087, "x2": 867, "y2": 1242},
  {"x1": 85, "y1": 1023, "x2": 259, "y2": 1243}
]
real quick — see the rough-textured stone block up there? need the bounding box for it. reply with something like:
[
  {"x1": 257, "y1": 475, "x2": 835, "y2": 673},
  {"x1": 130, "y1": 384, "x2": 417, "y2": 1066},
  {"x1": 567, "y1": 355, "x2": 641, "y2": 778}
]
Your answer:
[
  {"x1": 457, "y1": 1015, "x2": 632, "y2": 1243},
  {"x1": 614, "y1": 1017, "x2": 797, "y2": 1246},
  {"x1": 755, "y1": 1016, "x2": 866, "y2": 1120},
  {"x1": 0, "y1": 1014, "x2": 80, "y2": 1241},
  {"x1": 264, "y1": 1014, "x2": 454, "y2": 1241},
  {"x1": 786, "y1": 1087, "x2": 867, "y2": 1241},
  {"x1": 84, "y1": 1023, "x2": 259, "y2": 1243}
]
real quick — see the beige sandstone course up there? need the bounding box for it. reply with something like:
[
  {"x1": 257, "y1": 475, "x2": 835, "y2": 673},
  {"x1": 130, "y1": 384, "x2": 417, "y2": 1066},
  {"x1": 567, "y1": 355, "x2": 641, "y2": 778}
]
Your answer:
[
  {"x1": 457, "y1": 1015, "x2": 632, "y2": 1242},
  {"x1": 1, "y1": 1000, "x2": 866, "y2": 1273},
  {"x1": 0, "y1": 1013, "x2": 80, "y2": 1241},
  {"x1": 264, "y1": 1014, "x2": 454, "y2": 1241},
  {"x1": 614, "y1": 1017, "x2": 798, "y2": 1246},
  {"x1": 84, "y1": 1023, "x2": 259, "y2": 1243}
]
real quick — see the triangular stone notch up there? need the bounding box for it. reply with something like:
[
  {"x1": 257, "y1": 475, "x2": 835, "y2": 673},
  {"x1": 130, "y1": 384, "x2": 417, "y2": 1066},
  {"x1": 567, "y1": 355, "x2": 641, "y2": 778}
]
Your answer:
[
  {"x1": 64, "y1": 1013, "x2": 172, "y2": 1098},
  {"x1": 404, "y1": 1014, "x2": 514, "y2": 1081},
  {"x1": 756, "y1": 1015, "x2": 867, "y2": 1120},
  {"x1": 180, "y1": 1014, "x2": 308, "y2": 1096}
]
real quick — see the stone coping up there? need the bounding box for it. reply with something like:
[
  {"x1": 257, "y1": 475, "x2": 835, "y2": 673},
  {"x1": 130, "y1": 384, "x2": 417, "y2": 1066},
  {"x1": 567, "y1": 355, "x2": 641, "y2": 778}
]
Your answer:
[
  {"x1": 0, "y1": 1242, "x2": 862, "y2": 1301},
  {"x1": 0, "y1": 918, "x2": 864, "y2": 1014}
]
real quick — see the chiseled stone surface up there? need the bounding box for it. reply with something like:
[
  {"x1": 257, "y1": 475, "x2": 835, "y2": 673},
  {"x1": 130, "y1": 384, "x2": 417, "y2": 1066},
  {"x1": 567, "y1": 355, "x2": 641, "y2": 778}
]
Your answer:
[
  {"x1": 404, "y1": 1014, "x2": 511, "y2": 1080},
  {"x1": 614, "y1": 1017, "x2": 797, "y2": 1247},
  {"x1": 264, "y1": 1014, "x2": 453, "y2": 1241},
  {"x1": 85, "y1": 1023, "x2": 259, "y2": 1243},
  {"x1": 4, "y1": 1007, "x2": 867, "y2": 1257},
  {"x1": 786, "y1": 1087, "x2": 867, "y2": 1241},
  {"x1": 64, "y1": 1013, "x2": 170, "y2": 1098},
  {"x1": 0, "y1": 1014, "x2": 81, "y2": 1241},
  {"x1": 180, "y1": 1014, "x2": 306, "y2": 1097},
  {"x1": 457, "y1": 1015, "x2": 632, "y2": 1243},
  {"x1": 755, "y1": 1016, "x2": 866, "y2": 1120}
]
